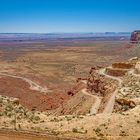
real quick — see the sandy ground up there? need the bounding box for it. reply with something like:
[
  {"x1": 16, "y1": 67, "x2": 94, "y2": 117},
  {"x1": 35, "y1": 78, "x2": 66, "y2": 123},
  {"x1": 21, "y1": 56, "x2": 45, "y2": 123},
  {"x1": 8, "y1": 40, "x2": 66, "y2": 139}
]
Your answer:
[
  {"x1": 0, "y1": 131, "x2": 139, "y2": 140},
  {"x1": 0, "y1": 130, "x2": 79, "y2": 140}
]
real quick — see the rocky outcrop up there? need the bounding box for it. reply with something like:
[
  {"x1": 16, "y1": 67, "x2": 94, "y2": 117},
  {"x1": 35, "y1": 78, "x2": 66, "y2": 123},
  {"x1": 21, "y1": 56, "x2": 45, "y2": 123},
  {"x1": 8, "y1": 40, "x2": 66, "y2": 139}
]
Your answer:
[
  {"x1": 67, "y1": 81, "x2": 86, "y2": 96},
  {"x1": 116, "y1": 98, "x2": 136, "y2": 108},
  {"x1": 112, "y1": 62, "x2": 134, "y2": 69},
  {"x1": 12, "y1": 98, "x2": 20, "y2": 105},
  {"x1": 53, "y1": 91, "x2": 95, "y2": 115},
  {"x1": 76, "y1": 77, "x2": 87, "y2": 83},
  {"x1": 87, "y1": 67, "x2": 116, "y2": 96},
  {"x1": 128, "y1": 57, "x2": 139, "y2": 64},
  {"x1": 87, "y1": 67, "x2": 118, "y2": 113},
  {"x1": 130, "y1": 30, "x2": 140, "y2": 43},
  {"x1": 105, "y1": 61, "x2": 134, "y2": 77},
  {"x1": 106, "y1": 67, "x2": 128, "y2": 77},
  {"x1": 114, "y1": 98, "x2": 136, "y2": 112}
]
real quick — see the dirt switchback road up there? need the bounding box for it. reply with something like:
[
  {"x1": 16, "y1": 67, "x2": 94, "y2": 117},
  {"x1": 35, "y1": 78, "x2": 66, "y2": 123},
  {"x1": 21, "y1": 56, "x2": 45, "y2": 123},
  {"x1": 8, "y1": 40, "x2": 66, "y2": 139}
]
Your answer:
[
  {"x1": 98, "y1": 68, "x2": 122, "y2": 113},
  {"x1": 81, "y1": 80, "x2": 102, "y2": 115},
  {"x1": 81, "y1": 88, "x2": 102, "y2": 115}
]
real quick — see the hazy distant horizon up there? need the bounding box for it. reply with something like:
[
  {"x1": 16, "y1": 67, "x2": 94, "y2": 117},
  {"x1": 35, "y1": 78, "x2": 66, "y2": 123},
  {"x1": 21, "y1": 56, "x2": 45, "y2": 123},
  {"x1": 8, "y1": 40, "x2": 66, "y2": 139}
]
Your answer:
[
  {"x1": 0, "y1": 32, "x2": 131, "y2": 34},
  {"x1": 0, "y1": 32, "x2": 130, "y2": 41}
]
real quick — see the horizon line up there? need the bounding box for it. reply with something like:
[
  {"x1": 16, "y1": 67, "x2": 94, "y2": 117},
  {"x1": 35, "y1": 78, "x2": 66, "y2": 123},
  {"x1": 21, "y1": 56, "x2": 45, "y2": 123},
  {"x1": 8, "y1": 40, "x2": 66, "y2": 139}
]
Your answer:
[{"x1": 0, "y1": 32, "x2": 131, "y2": 34}]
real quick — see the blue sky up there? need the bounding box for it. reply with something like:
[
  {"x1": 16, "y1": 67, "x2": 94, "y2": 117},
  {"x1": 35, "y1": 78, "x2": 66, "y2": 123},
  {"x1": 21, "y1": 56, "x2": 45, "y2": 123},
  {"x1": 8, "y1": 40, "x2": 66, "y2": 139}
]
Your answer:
[{"x1": 0, "y1": 0, "x2": 140, "y2": 33}]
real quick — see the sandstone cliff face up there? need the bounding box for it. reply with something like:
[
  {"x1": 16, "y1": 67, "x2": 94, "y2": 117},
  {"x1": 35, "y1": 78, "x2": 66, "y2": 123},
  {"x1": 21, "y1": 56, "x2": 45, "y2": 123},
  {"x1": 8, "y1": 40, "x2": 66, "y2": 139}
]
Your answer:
[
  {"x1": 106, "y1": 67, "x2": 127, "y2": 77},
  {"x1": 87, "y1": 68, "x2": 116, "y2": 96},
  {"x1": 130, "y1": 30, "x2": 140, "y2": 43},
  {"x1": 53, "y1": 91, "x2": 95, "y2": 115},
  {"x1": 105, "y1": 62, "x2": 134, "y2": 77},
  {"x1": 53, "y1": 58, "x2": 140, "y2": 115},
  {"x1": 54, "y1": 66, "x2": 118, "y2": 115},
  {"x1": 87, "y1": 67, "x2": 117, "y2": 113},
  {"x1": 112, "y1": 62, "x2": 133, "y2": 69}
]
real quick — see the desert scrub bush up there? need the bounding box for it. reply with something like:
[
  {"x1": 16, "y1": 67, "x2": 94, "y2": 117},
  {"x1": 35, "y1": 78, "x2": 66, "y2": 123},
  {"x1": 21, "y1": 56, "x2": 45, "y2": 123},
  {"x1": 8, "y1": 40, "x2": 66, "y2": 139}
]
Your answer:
[
  {"x1": 5, "y1": 104, "x2": 14, "y2": 112},
  {"x1": 72, "y1": 128, "x2": 78, "y2": 133},
  {"x1": 105, "y1": 126, "x2": 108, "y2": 130},
  {"x1": 77, "y1": 115, "x2": 84, "y2": 119},
  {"x1": 4, "y1": 109, "x2": 14, "y2": 117},
  {"x1": 0, "y1": 112, "x2": 3, "y2": 116},
  {"x1": 123, "y1": 89, "x2": 126, "y2": 92},
  {"x1": 60, "y1": 123, "x2": 63, "y2": 127},
  {"x1": 28, "y1": 114, "x2": 41, "y2": 123},
  {"x1": 24, "y1": 111, "x2": 32, "y2": 119},
  {"x1": 100, "y1": 123, "x2": 106, "y2": 127},
  {"x1": 6, "y1": 112, "x2": 13, "y2": 117},
  {"x1": 31, "y1": 126, "x2": 35, "y2": 130},
  {"x1": 6, "y1": 98, "x2": 10, "y2": 103},
  {"x1": 18, "y1": 124, "x2": 21, "y2": 130},
  {"x1": 29, "y1": 114, "x2": 34, "y2": 122},
  {"x1": 119, "y1": 130, "x2": 128, "y2": 136},
  {"x1": 50, "y1": 130, "x2": 60, "y2": 136},
  {"x1": 10, "y1": 119, "x2": 16, "y2": 127},
  {"x1": 119, "y1": 125, "x2": 123, "y2": 128},
  {"x1": 94, "y1": 128, "x2": 101, "y2": 133},
  {"x1": 11, "y1": 119, "x2": 16, "y2": 124},
  {"x1": 34, "y1": 127, "x2": 43, "y2": 133},
  {"x1": 17, "y1": 114, "x2": 23, "y2": 120},
  {"x1": 50, "y1": 117, "x2": 60, "y2": 122},
  {"x1": 0, "y1": 98, "x2": 3, "y2": 103},
  {"x1": 45, "y1": 126, "x2": 49, "y2": 130},
  {"x1": 72, "y1": 128, "x2": 87, "y2": 134},
  {"x1": 34, "y1": 116, "x2": 40, "y2": 121},
  {"x1": 65, "y1": 116, "x2": 72, "y2": 121},
  {"x1": 40, "y1": 120, "x2": 45, "y2": 123},
  {"x1": 121, "y1": 105, "x2": 129, "y2": 111},
  {"x1": 15, "y1": 107, "x2": 24, "y2": 114},
  {"x1": 93, "y1": 127, "x2": 104, "y2": 137}
]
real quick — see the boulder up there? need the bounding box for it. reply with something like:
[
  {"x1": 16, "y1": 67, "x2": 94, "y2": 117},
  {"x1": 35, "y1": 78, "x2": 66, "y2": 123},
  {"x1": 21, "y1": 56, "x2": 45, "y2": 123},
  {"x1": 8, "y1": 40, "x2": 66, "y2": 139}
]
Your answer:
[
  {"x1": 116, "y1": 98, "x2": 136, "y2": 108},
  {"x1": 12, "y1": 98, "x2": 20, "y2": 105}
]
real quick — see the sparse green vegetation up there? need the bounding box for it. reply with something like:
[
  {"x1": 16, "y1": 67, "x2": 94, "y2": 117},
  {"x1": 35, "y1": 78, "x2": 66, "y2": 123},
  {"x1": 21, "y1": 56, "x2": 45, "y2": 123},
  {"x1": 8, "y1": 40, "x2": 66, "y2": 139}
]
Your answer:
[
  {"x1": 120, "y1": 130, "x2": 128, "y2": 136},
  {"x1": 72, "y1": 128, "x2": 78, "y2": 133},
  {"x1": 34, "y1": 116, "x2": 40, "y2": 121},
  {"x1": 93, "y1": 127, "x2": 104, "y2": 137},
  {"x1": 72, "y1": 128, "x2": 87, "y2": 134}
]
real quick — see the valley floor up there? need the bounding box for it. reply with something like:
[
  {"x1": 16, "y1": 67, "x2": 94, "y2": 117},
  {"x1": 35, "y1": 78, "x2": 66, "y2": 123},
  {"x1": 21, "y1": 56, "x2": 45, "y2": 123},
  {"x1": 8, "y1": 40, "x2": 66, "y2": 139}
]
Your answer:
[{"x1": 0, "y1": 41, "x2": 140, "y2": 139}]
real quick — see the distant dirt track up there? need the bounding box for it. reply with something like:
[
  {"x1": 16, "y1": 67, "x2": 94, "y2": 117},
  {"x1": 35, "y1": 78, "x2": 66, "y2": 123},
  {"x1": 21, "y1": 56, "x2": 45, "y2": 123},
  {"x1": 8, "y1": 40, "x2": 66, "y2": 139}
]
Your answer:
[
  {"x1": 0, "y1": 130, "x2": 80, "y2": 140},
  {"x1": 0, "y1": 72, "x2": 48, "y2": 93}
]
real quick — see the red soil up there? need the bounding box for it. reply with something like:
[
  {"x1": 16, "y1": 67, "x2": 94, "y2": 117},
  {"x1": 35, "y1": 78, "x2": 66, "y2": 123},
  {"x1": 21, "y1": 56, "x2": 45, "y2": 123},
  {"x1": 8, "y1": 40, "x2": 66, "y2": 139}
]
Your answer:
[{"x1": 0, "y1": 76, "x2": 69, "y2": 111}]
